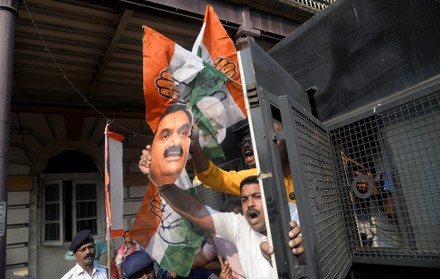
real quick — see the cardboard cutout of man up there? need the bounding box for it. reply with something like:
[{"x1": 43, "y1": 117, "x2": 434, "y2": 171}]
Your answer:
[
  {"x1": 141, "y1": 104, "x2": 204, "y2": 276},
  {"x1": 149, "y1": 104, "x2": 193, "y2": 187}
]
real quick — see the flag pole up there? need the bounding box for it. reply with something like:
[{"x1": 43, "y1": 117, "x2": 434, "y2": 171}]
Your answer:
[
  {"x1": 104, "y1": 121, "x2": 112, "y2": 279},
  {"x1": 226, "y1": 75, "x2": 242, "y2": 87},
  {"x1": 208, "y1": 234, "x2": 224, "y2": 266},
  {"x1": 107, "y1": 240, "x2": 111, "y2": 278}
]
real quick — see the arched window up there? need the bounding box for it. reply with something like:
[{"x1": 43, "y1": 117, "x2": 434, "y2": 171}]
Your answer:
[{"x1": 44, "y1": 150, "x2": 98, "y2": 173}]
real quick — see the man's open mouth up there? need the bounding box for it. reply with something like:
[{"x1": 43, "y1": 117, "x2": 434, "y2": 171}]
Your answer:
[
  {"x1": 244, "y1": 148, "x2": 254, "y2": 159},
  {"x1": 247, "y1": 209, "x2": 259, "y2": 219}
]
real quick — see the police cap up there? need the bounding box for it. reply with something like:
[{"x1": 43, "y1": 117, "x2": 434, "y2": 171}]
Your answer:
[
  {"x1": 123, "y1": 251, "x2": 154, "y2": 278},
  {"x1": 70, "y1": 229, "x2": 94, "y2": 253}
]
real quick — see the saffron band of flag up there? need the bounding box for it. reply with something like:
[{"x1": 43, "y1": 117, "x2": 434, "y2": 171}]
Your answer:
[{"x1": 104, "y1": 123, "x2": 125, "y2": 239}]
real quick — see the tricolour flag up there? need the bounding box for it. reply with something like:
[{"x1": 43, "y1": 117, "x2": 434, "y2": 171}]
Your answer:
[
  {"x1": 142, "y1": 25, "x2": 205, "y2": 132},
  {"x1": 131, "y1": 26, "x2": 215, "y2": 276},
  {"x1": 146, "y1": 169, "x2": 204, "y2": 277},
  {"x1": 104, "y1": 123, "x2": 125, "y2": 239},
  {"x1": 131, "y1": 171, "x2": 204, "y2": 277},
  {"x1": 142, "y1": 25, "x2": 229, "y2": 158},
  {"x1": 129, "y1": 182, "x2": 160, "y2": 248},
  {"x1": 192, "y1": 4, "x2": 247, "y2": 127}
]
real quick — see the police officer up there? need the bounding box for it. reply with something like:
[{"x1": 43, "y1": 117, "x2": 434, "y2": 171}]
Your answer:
[{"x1": 61, "y1": 229, "x2": 108, "y2": 279}]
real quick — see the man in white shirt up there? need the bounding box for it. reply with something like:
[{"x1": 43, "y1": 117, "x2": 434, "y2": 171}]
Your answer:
[
  {"x1": 140, "y1": 146, "x2": 304, "y2": 279},
  {"x1": 61, "y1": 229, "x2": 108, "y2": 279}
]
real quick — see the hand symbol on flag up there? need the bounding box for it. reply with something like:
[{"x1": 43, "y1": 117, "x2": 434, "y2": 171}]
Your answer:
[
  {"x1": 150, "y1": 193, "x2": 163, "y2": 220},
  {"x1": 155, "y1": 69, "x2": 182, "y2": 102},
  {"x1": 213, "y1": 57, "x2": 237, "y2": 79}
]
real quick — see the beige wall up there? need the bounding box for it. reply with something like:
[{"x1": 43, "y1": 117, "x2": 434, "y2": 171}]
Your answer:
[
  {"x1": 5, "y1": 179, "x2": 148, "y2": 279},
  {"x1": 5, "y1": 191, "x2": 30, "y2": 278},
  {"x1": 6, "y1": 112, "x2": 152, "y2": 278}
]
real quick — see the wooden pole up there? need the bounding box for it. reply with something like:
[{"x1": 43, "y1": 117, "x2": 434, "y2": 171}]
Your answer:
[
  {"x1": 227, "y1": 75, "x2": 242, "y2": 87},
  {"x1": 208, "y1": 235, "x2": 224, "y2": 266},
  {"x1": 107, "y1": 239, "x2": 111, "y2": 278}
]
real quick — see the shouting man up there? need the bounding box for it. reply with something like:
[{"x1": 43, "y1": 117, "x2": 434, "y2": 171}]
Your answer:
[{"x1": 141, "y1": 141, "x2": 304, "y2": 279}]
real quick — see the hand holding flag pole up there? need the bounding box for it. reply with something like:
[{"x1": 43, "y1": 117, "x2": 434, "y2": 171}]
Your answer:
[{"x1": 208, "y1": 234, "x2": 224, "y2": 267}]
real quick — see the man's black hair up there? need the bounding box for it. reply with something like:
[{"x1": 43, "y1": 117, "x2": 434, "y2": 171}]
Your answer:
[
  {"x1": 240, "y1": 175, "x2": 259, "y2": 192},
  {"x1": 232, "y1": 119, "x2": 250, "y2": 140},
  {"x1": 155, "y1": 104, "x2": 193, "y2": 134}
]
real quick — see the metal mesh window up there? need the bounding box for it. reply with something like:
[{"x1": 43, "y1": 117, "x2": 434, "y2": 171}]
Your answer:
[
  {"x1": 330, "y1": 91, "x2": 440, "y2": 263},
  {"x1": 194, "y1": 186, "x2": 227, "y2": 211},
  {"x1": 293, "y1": 108, "x2": 352, "y2": 278},
  {"x1": 193, "y1": 158, "x2": 243, "y2": 211}
]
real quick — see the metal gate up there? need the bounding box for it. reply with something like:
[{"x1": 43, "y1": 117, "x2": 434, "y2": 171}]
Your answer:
[
  {"x1": 239, "y1": 36, "x2": 440, "y2": 278},
  {"x1": 328, "y1": 88, "x2": 440, "y2": 268},
  {"x1": 240, "y1": 39, "x2": 352, "y2": 279},
  {"x1": 265, "y1": 0, "x2": 440, "y2": 274}
]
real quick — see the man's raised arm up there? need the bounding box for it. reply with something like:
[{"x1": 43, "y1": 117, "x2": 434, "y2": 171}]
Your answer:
[
  {"x1": 188, "y1": 127, "x2": 210, "y2": 173},
  {"x1": 139, "y1": 147, "x2": 215, "y2": 235}
]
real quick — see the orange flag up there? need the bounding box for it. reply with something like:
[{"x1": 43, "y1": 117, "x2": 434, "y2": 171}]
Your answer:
[
  {"x1": 192, "y1": 4, "x2": 247, "y2": 126},
  {"x1": 142, "y1": 25, "x2": 205, "y2": 132},
  {"x1": 133, "y1": 26, "x2": 207, "y2": 276},
  {"x1": 129, "y1": 182, "x2": 160, "y2": 247}
]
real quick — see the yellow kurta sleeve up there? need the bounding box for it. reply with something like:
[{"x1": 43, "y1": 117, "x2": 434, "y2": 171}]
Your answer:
[
  {"x1": 197, "y1": 161, "x2": 295, "y2": 203},
  {"x1": 284, "y1": 174, "x2": 295, "y2": 203},
  {"x1": 196, "y1": 161, "x2": 257, "y2": 196}
]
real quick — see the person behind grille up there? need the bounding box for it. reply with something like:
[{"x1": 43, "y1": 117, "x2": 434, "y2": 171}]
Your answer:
[
  {"x1": 344, "y1": 151, "x2": 401, "y2": 248},
  {"x1": 354, "y1": 168, "x2": 401, "y2": 248},
  {"x1": 188, "y1": 121, "x2": 296, "y2": 204}
]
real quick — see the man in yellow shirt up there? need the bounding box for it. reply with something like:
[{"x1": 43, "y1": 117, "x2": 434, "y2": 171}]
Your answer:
[
  {"x1": 189, "y1": 122, "x2": 295, "y2": 203},
  {"x1": 141, "y1": 122, "x2": 294, "y2": 201}
]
